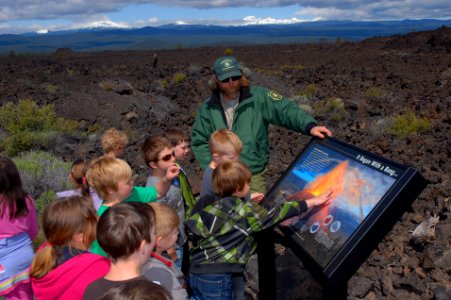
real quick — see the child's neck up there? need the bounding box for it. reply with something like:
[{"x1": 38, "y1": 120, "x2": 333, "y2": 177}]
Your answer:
[
  {"x1": 154, "y1": 248, "x2": 164, "y2": 256},
  {"x1": 104, "y1": 258, "x2": 141, "y2": 281},
  {"x1": 102, "y1": 199, "x2": 121, "y2": 207},
  {"x1": 151, "y1": 168, "x2": 166, "y2": 179}
]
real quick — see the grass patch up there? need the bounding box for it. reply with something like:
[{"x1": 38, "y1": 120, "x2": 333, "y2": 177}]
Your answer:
[
  {"x1": 441, "y1": 68, "x2": 451, "y2": 78},
  {"x1": 173, "y1": 72, "x2": 187, "y2": 84},
  {"x1": 224, "y1": 48, "x2": 234, "y2": 55},
  {"x1": 100, "y1": 81, "x2": 113, "y2": 91},
  {"x1": 365, "y1": 86, "x2": 386, "y2": 99},
  {"x1": 298, "y1": 83, "x2": 319, "y2": 99},
  {"x1": 312, "y1": 97, "x2": 347, "y2": 122},
  {"x1": 45, "y1": 84, "x2": 59, "y2": 94},
  {"x1": 159, "y1": 79, "x2": 169, "y2": 89},
  {"x1": 387, "y1": 109, "x2": 430, "y2": 138}
]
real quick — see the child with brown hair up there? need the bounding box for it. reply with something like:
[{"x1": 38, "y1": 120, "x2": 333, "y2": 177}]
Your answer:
[
  {"x1": 142, "y1": 135, "x2": 187, "y2": 270},
  {"x1": 164, "y1": 128, "x2": 190, "y2": 162},
  {"x1": 101, "y1": 128, "x2": 129, "y2": 159},
  {"x1": 143, "y1": 203, "x2": 188, "y2": 300},
  {"x1": 30, "y1": 196, "x2": 110, "y2": 299},
  {"x1": 186, "y1": 160, "x2": 333, "y2": 300},
  {"x1": 164, "y1": 128, "x2": 196, "y2": 217},
  {"x1": 98, "y1": 278, "x2": 171, "y2": 300},
  {"x1": 56, "y1": 158, "x2": 102, "y2": 211},
  {"x1": 83, "y1": 202, "x2": 157, "y2": 300},
  {"x1": 0, "y1": 157, "x2": 37, "y2": 300}
]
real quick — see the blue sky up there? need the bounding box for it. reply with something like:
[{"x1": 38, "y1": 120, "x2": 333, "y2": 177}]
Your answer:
[{"x1": 1, "y1": 1, "x2": 450, "y2": 34}]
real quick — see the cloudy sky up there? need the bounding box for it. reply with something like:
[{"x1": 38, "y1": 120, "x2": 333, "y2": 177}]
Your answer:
[{"x1": 1, "y1": 0, "x2": 450, "y2": 34}]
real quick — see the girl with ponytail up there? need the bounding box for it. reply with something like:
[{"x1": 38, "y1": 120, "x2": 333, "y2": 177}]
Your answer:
[
  {"x1": 30, "y1": 196, "x2": 110, "y2": 299},
  {"x1": 0, "y1": 157, "x2": 38, "y2": 300},
  {"x1": 56, "y1": 159, "x2": 102, "y2": 211}
]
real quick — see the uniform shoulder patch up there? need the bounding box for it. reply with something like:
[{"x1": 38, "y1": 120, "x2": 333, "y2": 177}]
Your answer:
[{"x1": 268, "y1": 90, "x2": 283, "y2": 101}]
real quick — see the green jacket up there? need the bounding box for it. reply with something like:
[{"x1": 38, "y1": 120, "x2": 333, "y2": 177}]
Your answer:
[
  {"x1": 185, "y1": 196, "x2": 307, "y2": 274},
  {"x1": 191, "y1": 85, "x2": 317, "y2": 174}
]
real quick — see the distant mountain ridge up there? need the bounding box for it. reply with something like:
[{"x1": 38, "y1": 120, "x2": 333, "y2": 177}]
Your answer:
[{"x1": 1, "y1": 19, "x2": 450, "y2": 53}]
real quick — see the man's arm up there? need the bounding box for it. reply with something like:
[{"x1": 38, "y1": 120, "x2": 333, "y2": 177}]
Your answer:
[{"x1": 258, "y1": 87, "x2": 333, "y2": 136}]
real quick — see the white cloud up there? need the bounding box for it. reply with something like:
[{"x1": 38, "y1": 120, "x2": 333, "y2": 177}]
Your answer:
[
  {"x1": 0, "y1": 1, "x2": 449, "y2": 22},
  {"x1": 295, "y1": 1, "x2": 451, "y2": 20},
  {"x1": 0, "y1": 1, "x2": 449, "y2": 34}
]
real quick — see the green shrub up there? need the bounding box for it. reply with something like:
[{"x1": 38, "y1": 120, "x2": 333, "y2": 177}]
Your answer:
[
  {"x1": 224, "y1": 48, "x2": 234, "y2": 55},
  {"x1": 87, "y1": 122, "x2": 102, "y2": 134},
  {"x1": 100, "y1": 82, "x2": 113, "y2": 91},
  {"x1": 173, "y1": 73, "x2": 187, "y2": 84},
  {"x1": 298, "y1": 84, "x2": 319, "y2": 99},
  {"x1": 45, "y1": 84, "x2": 59, "y2": 94},
  {"x1": 0, "y1": 98, "x2": 78, "y2": 156},
  {"x1": 441, "y1": 68, "x2": 451, "y2": 78},
  {"x1": 365, "y1": 86, "x2": 386, "y2": 99},
  {"x1": 281, "y1": 65, "x2": 305, "y2": 70},
  {"x1": 13, "y1": 151, "x2": 71, "y2": 201},
  {"x1": 387, "y1": 109, "x2": 430, "y2": 138},
  {"x1": 160, "y1": 79, "x2": 169, "y2": 89},
  {"x1": 312, "y1": 98, "x2": 347, "y2": 122},
  {"x1": 66, "y1": 68, "x2": 75, "y2": 77}
]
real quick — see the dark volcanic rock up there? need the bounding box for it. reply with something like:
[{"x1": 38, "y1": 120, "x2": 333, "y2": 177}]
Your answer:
[{"x1": 0, "y1": 27, "x2": 450, "y2": 300}]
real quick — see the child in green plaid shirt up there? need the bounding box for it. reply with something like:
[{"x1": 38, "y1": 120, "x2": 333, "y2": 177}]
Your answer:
[{"x1": 185, "y1": 160, "x2": 332, "y2": 300}]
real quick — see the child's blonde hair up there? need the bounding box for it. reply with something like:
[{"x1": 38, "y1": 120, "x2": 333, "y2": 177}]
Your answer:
[
  {"x1": 86, "y1": 157, "x2": 132, "y2": 200},
  {"x1": 101, "y1": 128, "x2": 129, "y2": 154},
  {"x1": 212, "y1": 160, "x2": 251, "y2": 197},
  {"x1": 30, "y1": 196, "x2": 97, "y2": 279},
  {"x1": 208, "y1": 128, "x2": 242, "y2": 155},
  {"x1": 149, "y1": 202, "x2": 179, "y2": 238}
]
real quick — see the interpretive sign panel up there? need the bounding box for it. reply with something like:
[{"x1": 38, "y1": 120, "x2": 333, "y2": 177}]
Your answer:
[{"x1": 262, "y1": 137, "x2": 427, "y2": 290}]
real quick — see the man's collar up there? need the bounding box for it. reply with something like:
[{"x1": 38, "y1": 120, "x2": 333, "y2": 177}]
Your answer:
[{"x1": 208, "y1": 86, "x2": 252, "y2": 107}]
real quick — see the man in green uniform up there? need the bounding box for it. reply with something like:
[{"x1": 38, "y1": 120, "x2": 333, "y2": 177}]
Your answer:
[{"x1": 191, "y1": 55, "x2": 332, "y2": 193}]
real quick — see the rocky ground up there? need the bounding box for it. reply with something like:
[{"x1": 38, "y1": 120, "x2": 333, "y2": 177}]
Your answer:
[{"x1": 0, "y1": 26, "x2": 449, "y2": 299}]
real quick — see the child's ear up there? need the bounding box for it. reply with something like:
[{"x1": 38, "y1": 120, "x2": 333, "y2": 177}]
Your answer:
[
  {"x1": 212, "y1": 153, "x2": 220, "y2": 162},
  {"x1": 139, "y1": 240, "x2": 146, "y2": 255},
  {"x1": 106, "y1": 187, "x2": 116, "y2": 196},
  {"x1": 148, "y1": 161, "x2": 158, "y2": 169},
  {"x1": 73, "y1": 232, "x2": 84, "y2": 243},
  {"x1": 155, "y1": 236, "x2": 163, "y2": 249}
]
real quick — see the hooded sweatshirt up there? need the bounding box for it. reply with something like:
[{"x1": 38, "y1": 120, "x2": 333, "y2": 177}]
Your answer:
[{"x1": 31, "y1": 253, "x2": 110, "y2": 300}]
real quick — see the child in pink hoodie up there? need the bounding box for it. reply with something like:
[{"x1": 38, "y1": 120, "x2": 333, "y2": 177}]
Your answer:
[
  {"x1": 0, "y1": 157, "x2": 38, "y2": 300},
  {"x1": 30, "y1": 196, "x2": 110, "y2": 299}
]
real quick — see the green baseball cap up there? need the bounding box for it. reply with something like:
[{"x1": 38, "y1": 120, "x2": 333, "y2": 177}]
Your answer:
[{"x1": 213, "y1": 56, "x2": 242, "y2": 81}]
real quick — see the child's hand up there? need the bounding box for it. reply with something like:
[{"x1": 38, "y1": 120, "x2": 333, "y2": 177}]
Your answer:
[
  {"x1": 165, "y1": 164, "x2": 180, "y2": 181},
  {"x1": 305, "y1": 188, "x2": 333, "y2": 208},
  {"x1": 250, "y1": 192, "x2": 264, "y2": 203}
]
